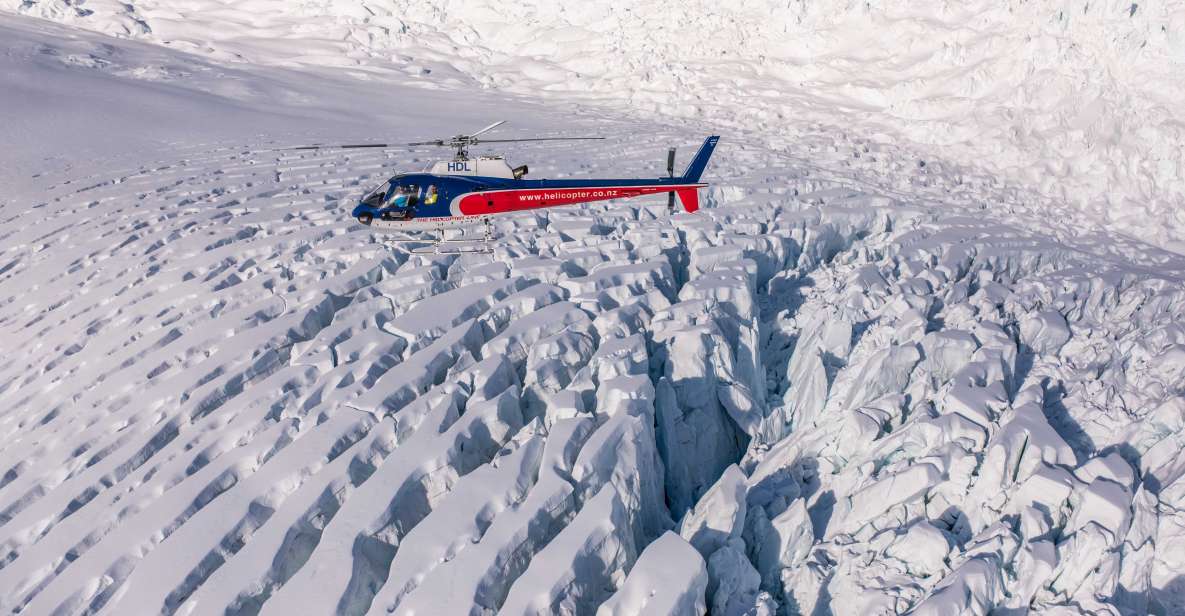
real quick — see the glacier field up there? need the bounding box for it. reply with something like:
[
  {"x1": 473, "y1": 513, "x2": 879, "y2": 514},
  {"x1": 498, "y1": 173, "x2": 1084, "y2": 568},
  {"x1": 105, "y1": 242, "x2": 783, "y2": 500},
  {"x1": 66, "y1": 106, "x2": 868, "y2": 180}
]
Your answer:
[{"x1": 2, "y1": 5, "x2": 1185, "y2": 616}]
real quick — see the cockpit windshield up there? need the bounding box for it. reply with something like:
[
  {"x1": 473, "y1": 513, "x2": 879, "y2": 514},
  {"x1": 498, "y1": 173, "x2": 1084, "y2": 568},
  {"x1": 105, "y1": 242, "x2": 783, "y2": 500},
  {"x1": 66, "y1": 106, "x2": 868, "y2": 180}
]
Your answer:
[
  {"x1": 360, "y1": 181, "x2": 389, "y2": 207},
  {"x1": 359, "y1": 177, "x2": 426, "y2": 211}
]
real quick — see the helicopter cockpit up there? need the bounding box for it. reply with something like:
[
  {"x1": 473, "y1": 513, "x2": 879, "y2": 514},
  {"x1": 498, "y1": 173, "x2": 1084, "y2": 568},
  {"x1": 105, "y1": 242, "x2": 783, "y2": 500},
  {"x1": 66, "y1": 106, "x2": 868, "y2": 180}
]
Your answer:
[{"x1": 356, "y1": 176, "x2": 441, "y2": 222}]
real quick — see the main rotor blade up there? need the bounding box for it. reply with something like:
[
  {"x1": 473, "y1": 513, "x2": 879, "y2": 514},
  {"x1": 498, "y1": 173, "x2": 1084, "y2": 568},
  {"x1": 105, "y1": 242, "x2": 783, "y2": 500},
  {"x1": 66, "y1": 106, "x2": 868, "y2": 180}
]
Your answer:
[
  {"x1": 472, "y1": 137, "x2": 605, "y2": 144},
  {"x1": 468, "y1": 120, "x2": 506, "y2": 138},
  {"x1": 281, "y1": 134, "x2": 604, "y2": 152},
  {"x1": 284, "y1": 143, "x2": 394, "y2": 151}
]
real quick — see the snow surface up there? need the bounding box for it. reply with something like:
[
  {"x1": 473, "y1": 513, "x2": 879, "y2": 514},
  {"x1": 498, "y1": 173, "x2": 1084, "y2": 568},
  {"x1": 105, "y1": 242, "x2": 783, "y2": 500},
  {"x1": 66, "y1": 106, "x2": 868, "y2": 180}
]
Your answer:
[
  {"x1": 5, "y1": 0, "x2": 1185, "y2": 252},
  {"x1": 3, "y1": 6, "x2": 1185, "y2": 616}
]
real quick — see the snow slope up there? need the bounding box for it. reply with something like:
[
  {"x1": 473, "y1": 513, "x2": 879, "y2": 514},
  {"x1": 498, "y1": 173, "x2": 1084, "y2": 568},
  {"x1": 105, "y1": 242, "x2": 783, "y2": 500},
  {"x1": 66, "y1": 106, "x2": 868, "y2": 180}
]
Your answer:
[
  {"x1": 4, "y1": 9, "x2": 1185, "y2": 616},
  {"x1": 5, "y1": 0, "x2": 1185, "y2": 252}
]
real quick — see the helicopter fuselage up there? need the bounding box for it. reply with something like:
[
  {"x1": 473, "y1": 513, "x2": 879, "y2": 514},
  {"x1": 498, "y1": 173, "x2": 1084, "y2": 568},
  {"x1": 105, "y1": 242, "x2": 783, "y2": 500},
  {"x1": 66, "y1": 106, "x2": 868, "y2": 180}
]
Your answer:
[
  {"x1": 353, "y1": 174, "x2": 708, "y2": 230},
  {"x1": 351, "y1": 136, "x2": 720, "y2": 231}
]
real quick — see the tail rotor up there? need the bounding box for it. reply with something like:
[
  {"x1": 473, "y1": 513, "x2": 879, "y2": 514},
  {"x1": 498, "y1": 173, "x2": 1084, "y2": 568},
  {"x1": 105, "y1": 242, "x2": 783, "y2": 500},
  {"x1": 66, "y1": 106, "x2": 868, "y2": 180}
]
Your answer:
[{"x1": 666, "y1": 147, "x2": 677, "y2": 215}]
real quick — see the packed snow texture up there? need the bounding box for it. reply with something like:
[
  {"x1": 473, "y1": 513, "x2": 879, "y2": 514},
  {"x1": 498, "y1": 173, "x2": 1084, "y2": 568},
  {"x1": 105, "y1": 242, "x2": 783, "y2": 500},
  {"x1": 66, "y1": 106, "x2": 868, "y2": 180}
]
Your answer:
[
  {"x1": 5, "y1": 0, "x2": 1185, "y2": 252},
  {"x1": 4, "y1": 10, "x2": 1185, "y2": 616}
]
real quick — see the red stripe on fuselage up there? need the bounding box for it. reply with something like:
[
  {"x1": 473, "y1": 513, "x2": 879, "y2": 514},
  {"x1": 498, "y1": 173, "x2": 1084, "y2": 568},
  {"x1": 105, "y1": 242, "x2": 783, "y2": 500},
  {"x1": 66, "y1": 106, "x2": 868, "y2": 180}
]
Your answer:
[{"x1": 457, "y1": 184, "x2": 703, "y2": 216}]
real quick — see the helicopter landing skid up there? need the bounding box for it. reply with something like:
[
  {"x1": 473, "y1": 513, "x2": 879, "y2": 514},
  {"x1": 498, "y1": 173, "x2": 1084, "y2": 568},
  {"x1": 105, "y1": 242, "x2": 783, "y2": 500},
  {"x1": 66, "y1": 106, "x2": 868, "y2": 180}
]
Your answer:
[{"x1": 383, "y1": 218, "x2": 495, "y2": 254}]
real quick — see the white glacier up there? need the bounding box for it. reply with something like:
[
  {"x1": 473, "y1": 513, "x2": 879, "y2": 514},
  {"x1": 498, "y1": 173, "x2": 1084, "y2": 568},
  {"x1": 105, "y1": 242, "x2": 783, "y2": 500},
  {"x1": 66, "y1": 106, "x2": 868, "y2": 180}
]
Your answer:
[{"x1": 2, "y1": 6, "x2": 1185, "y2": 616}]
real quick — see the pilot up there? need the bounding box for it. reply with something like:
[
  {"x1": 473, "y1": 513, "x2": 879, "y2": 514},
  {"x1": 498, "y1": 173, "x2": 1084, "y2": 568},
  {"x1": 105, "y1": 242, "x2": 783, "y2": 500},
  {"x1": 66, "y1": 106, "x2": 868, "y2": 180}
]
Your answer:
[
  {"x1": 384, "y1": 186, "x2": 413, "y2": 219},
  {"x1": 424, "y1": 185, "x2": 438, "y2": 206}
]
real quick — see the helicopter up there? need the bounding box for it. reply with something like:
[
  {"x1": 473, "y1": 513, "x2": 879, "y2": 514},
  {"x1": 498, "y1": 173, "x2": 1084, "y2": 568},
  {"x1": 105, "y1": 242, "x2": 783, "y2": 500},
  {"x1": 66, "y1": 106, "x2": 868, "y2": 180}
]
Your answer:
[{"x1": 290, "y1": 122, "x2": 719, "y2": 250}]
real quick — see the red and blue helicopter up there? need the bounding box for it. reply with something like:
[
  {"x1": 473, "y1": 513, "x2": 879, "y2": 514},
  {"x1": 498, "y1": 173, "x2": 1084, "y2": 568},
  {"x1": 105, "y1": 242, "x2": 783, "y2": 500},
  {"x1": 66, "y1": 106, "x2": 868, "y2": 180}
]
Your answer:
[{"x1": 292, "y1": 122, "x2": 719, "y2": 240}]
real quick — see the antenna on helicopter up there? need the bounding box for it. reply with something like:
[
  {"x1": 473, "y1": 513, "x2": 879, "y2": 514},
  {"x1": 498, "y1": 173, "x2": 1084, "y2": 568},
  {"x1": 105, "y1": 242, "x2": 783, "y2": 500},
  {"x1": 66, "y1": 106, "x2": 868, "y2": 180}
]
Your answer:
[{"x1": 281, "y1": 121, "x2": 604, "y2": 160}]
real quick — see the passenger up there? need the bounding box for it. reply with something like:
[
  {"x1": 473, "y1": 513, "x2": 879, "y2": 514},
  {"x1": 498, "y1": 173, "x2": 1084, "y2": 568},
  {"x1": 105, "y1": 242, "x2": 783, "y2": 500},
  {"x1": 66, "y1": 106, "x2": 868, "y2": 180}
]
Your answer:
[
  {"x1": 377, "y1": 186, "x2": 413, "y2": 220},
  {"x1": 424, "y1": 185, "x2": 438, "y2": 205},
  {"x1": 387, "y1": 186, "x2": 411, "y2": 210}
]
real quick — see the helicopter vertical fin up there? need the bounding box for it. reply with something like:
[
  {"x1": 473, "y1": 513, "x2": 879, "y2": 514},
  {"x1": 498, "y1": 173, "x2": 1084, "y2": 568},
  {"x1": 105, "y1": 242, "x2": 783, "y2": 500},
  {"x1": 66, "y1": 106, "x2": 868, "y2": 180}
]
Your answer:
[
  {"x1": 680, "y1": 136, "x2": 720, "y2": 182},
  {"x1": 675, "y1": 188, "x2": 700, "y2": 213}
]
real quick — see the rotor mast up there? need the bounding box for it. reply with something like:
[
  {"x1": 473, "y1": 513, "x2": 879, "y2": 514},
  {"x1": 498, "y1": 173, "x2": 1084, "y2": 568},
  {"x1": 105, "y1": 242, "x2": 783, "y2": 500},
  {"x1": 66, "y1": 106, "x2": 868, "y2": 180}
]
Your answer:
[
  {"x1": 407, "y1": 121, "x2": 606, "y2": 161},
  {"x1": 406, "y1": 121, "x2": 505, "y2": 160}
]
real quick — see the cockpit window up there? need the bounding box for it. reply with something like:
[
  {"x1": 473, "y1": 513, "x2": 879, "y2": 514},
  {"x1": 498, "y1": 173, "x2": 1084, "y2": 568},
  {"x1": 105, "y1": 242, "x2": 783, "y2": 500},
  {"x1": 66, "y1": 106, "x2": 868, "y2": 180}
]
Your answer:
[
  {"x1": 361, "y1": 181, "x2": 388, "y2": 207},
  {"x1": 388, "y1": 184, "x2": 415, "y2": 195},
  {"x1": 384, "y1": 184, "x2": 411, "y2": 208}
]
